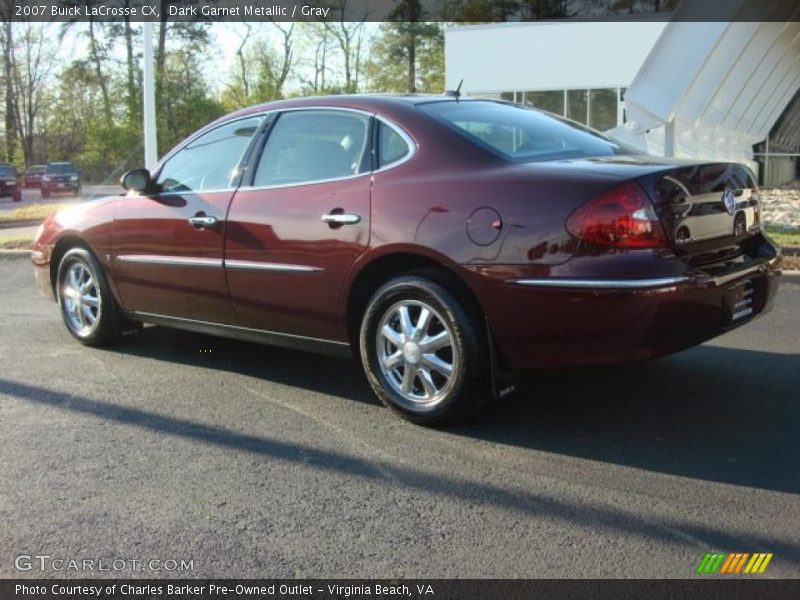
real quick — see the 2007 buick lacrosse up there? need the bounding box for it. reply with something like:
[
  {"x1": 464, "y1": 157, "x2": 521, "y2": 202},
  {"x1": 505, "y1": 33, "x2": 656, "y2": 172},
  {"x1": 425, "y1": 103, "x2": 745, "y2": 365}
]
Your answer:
[{"x1": 32, "y1": 95, "x2": 781, "y2": 424}]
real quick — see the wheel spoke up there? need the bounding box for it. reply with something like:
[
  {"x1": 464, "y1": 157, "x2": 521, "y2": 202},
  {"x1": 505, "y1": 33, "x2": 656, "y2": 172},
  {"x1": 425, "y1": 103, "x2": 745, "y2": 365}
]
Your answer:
[
  {"x1": 75, "y1": 302, "x2": 86, "y2": 327},
  {"x1": 381, "y1": 324, "x2": 403, "y2": 348},
  {"x1": 79, "y1": 277, "x2": 94, "y2": 294},
  {"x1": 400, "y1": 365, "x2": 416, "y2": 393},
  {"x1": 423, "y1": 353, "x2": 453, "y2": 377},
  {"x1": 418, "y1": 367, "x2": 437, "y2": 398},
  {"x1": 81, "y1": 304, "x2": 96, "y2": 324},
  {"x1": 382, "y1": 351, "x2": 403, "y2": 370},
  {"x1": 420, "y1": 330, "x2": 450, "y2": 353},
  {"x1": 398, "y1": 305, "x2": 415, "y2": 338},
  {"x1": 415, "y1": 307, "x2": 431, "y2": 340},
  {"x1": 81, "y1": 295, "x2": 99, "y2": 307},
  {"x1": 68, "y1": 268, "x2": 79, "y2": 291}
]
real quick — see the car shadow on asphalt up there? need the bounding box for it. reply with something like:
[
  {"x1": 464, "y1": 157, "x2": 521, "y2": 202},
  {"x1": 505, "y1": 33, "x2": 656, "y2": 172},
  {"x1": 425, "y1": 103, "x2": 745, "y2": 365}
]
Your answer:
[
  {"x1": 102, "y1": 325, "x2": 800, "y2": 497},
  {"x1": 452, "y1": 344, "x2": 800, "y2": 497},
  {"x1": 3, "y1": 366, "x2": 800, "y2": 567}
]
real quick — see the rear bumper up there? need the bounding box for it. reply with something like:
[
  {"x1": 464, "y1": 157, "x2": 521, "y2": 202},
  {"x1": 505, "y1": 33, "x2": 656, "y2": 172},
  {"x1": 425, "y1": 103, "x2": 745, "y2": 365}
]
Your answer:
[
  {"x1": 0, "y1": 182, "x2": 20, "y2": 196},
  {"x1": 43, "y1": 184, "x2": 79, "y2": 194},
  {"x1": 465, "y1": 251, "x2": 781, "y2": 370}
]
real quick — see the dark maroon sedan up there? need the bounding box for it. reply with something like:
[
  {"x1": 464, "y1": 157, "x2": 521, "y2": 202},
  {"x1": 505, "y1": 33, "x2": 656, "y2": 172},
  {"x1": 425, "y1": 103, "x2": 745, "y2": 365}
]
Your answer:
[{"x1": 31, "y1": 95, "x2": 781, "y2": 424}]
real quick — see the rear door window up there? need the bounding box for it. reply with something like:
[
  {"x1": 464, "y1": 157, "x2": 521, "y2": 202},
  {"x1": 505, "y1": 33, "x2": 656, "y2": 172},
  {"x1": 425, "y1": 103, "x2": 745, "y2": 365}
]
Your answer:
[
  {"x1": 252, "y1": 110, "x2": 370, "y2": 187},
  {"x1": 377, "y1": 121, "x2": 412, "y2": 168}
]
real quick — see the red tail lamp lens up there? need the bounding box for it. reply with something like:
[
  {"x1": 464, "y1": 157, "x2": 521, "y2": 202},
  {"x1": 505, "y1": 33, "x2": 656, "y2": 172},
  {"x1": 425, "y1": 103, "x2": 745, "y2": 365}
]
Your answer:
[{"x1": 566, "y1": 182, "x2": 668, "y2": 249}]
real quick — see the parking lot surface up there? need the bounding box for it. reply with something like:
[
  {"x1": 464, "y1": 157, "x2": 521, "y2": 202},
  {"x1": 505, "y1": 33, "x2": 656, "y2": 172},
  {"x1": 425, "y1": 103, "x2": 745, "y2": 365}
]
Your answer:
[{"x1": 0, "y1": 256, "x2": 798, "y2": 578}]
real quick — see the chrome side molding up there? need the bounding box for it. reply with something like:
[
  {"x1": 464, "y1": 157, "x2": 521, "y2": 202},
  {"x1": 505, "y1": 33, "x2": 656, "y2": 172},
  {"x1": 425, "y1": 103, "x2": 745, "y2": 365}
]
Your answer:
[
  {"x1": 116, "y1": 255, "x2": 223, "y2": 269},
  {"x1": 225, "y1": 259, "x2": 323, "y2": 273},
  {"x1": 507, "y1": 276, "x2": 690, "y2": 289},
  {"x1": 116, "y1": 255, "x2": 323, "y2": 273}
]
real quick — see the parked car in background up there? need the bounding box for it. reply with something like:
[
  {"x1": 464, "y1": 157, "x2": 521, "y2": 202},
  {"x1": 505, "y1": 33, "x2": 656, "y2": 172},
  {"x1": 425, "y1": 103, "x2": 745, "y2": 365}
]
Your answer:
[
  {"x1": 30, "y1": 95, "x2": 781, "y2": 425},
  {"x1": 41, "y1": 162, "x2": 81, "y2": 198},
  {"x1": 0, "y1": 162, "x2": 22, "y2": 202},
  {"x1": 24, "y1": 164, "x2": 46, "y2": 188}
]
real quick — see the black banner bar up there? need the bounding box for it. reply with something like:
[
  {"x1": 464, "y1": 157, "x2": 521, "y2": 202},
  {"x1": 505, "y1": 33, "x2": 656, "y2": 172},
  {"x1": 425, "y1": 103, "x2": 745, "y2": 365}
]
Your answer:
[
  {"x1": 2, "y1": 0, "x2": 800, "y2": 23},
  {"x1": 2, "y1": 579, "x2": 800, "y2": 600}
]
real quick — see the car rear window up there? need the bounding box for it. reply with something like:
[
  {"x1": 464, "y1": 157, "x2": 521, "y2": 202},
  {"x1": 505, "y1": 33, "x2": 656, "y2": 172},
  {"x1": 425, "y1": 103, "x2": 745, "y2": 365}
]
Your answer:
[
  {"x1": 47, "y1": 163, "x2": 77, "y2": 174},
  {"x1": 0, "y1": 165, "x2": 15, "y2": 176},
  {"x1": 418, "y1": 100, "x2": 637, "y2": 163}
]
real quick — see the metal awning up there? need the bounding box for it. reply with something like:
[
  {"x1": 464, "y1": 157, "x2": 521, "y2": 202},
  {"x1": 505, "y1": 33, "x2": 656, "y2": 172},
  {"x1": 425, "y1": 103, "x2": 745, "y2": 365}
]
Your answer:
[{"x1": 618, "y1": 0, "x2": 800, "y2": 172}]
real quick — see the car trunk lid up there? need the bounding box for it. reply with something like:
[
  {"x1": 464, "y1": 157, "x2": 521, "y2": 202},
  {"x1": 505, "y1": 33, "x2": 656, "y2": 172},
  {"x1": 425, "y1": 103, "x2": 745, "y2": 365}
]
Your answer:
[{"x1": 549, "y1": 156, "x2": 763, "y2": 262}]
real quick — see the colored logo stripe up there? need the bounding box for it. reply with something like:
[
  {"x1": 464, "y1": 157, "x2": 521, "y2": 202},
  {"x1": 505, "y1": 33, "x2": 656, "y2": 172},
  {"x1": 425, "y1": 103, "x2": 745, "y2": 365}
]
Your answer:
[{"x1": 697, "y1": 553, "x2": 773, "y2": 574}]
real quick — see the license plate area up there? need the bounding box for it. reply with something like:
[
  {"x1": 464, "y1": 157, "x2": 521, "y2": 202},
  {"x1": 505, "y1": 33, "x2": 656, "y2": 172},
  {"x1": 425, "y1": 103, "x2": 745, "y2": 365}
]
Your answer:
[{"x1": 723, "y1": 277, "x2": 763, "y2": 325}]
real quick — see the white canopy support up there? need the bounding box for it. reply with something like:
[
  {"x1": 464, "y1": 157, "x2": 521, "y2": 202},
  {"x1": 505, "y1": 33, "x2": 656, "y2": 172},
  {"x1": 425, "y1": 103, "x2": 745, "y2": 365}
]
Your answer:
[{"x1": 615, "y1": 0, "x2": 800, "y2": 177}]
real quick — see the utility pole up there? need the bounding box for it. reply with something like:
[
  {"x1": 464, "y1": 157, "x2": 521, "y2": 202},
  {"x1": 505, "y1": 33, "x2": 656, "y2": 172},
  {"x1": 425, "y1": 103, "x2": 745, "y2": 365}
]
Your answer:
[{"x1": 142, "y1": 20, "x2": 158, "y2": 170}]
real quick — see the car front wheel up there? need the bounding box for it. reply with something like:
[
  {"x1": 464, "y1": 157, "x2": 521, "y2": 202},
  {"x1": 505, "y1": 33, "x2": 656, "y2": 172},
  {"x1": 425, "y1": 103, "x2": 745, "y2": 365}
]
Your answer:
[
  {"x1": 360, "y1": 274, "x2": 490, "y2": 425},
  {"x1": 57, "y1": 248, "x2": 121, "y2": 346}
]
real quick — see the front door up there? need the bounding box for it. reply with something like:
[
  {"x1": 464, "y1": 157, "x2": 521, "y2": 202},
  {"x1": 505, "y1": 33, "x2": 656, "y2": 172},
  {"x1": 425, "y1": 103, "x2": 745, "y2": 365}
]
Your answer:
[
  {"x1": 113, "y1": 115, "x2": 264, "y2": 322},
  {"x1": 225, "y1": 109, "x2": 373, "y2": 342}
]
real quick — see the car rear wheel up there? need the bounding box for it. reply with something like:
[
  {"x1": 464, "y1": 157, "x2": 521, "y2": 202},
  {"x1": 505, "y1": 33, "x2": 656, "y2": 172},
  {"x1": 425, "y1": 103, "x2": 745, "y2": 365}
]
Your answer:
[
  {"x1": 41, "y1": 188, "x2": 50, "y2": 198},
  {"x1": 359, "y1": 274, "x2": 490, "y2": 425},
  {"x1": 57, "y1": 248, "x2": 121, "y2": 346},
  {"x1": 13, "y1": 188, "x2": 21, "y2": 202}
]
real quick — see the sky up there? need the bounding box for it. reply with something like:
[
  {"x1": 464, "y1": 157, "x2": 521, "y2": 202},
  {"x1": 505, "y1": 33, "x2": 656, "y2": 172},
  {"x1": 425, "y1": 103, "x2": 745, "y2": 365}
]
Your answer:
[{"x1": 51, "y1": 21, "x2": 385, "y2": 97}]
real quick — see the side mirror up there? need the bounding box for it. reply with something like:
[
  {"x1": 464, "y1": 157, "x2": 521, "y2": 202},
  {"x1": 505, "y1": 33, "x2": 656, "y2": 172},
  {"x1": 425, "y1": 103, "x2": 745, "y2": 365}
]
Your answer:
[{"x1": 120, "y1": 168, "x2": 152, "y2": 193}]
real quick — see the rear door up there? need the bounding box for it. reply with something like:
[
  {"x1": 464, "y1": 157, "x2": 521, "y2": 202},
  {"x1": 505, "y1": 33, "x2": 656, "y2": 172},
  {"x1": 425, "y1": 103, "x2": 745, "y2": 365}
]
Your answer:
[
  {"x1": 224, "y1": 108, "x2": 373, "y2": 342},
  {"x1": 112, "y1": 115, "x2": 264, "y2": 321}
]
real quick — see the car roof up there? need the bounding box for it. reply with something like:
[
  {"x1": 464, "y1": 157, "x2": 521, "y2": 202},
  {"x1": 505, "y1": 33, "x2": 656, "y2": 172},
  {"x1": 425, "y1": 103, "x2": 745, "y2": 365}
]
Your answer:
[{"x1": 223, "y1": 94, "x2": 483, "y2": 121}]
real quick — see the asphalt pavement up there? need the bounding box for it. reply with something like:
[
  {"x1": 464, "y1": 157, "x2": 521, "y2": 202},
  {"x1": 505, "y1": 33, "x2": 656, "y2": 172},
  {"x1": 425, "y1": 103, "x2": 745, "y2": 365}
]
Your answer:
[{"x1": 0, "y1": 255, "x2": 798, "y2": 578}]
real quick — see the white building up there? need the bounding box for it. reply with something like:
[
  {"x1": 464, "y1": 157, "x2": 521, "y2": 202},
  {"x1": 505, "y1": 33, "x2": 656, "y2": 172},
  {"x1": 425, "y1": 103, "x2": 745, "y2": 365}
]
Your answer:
[
  {"x1": 445, "y1": 20, "x2": 667, "y2": 132},
  {"x1": 445, "y1": 4, "x2": 800, "y2": 185}
]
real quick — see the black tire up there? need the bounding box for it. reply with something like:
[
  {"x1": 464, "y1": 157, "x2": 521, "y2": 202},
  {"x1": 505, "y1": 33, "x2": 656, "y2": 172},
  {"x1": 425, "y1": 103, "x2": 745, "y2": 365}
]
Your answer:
[
  {"x1": 56, "y1": 247, "x2": 121, "y2": 346},
  {"x1": 359, "y1": 273, "x2": 491, "y2": 425},
  {"x1": 41, "y1": 187, "x2": 50, "y2": 198},
  {"x1": 13, "y1": 189, "x2": 21, "y2": 202}
]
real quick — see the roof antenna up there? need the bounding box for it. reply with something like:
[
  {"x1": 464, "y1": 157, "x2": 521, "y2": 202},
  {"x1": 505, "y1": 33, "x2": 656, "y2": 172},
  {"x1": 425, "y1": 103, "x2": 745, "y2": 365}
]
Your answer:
[{"x1": 444, "y1": 79, "x2": 463, "y2": 101}]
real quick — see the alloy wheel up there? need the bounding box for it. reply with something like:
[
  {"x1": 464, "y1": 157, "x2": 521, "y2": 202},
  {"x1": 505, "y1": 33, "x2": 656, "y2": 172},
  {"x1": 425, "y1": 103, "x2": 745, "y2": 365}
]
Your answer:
[
  {"x1": 375, "y1": 300, "x2": 459, "y2": 409},
  {"x1": 61, "y1": 261, "x2": 102, "y2": 337}
]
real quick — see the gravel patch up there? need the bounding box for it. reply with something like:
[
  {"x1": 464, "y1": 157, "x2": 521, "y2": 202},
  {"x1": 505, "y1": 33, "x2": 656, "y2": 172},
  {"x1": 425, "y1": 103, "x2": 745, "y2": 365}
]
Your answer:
[{"x1": 761, "y1": 180, "x2": 800, "y2": 229}]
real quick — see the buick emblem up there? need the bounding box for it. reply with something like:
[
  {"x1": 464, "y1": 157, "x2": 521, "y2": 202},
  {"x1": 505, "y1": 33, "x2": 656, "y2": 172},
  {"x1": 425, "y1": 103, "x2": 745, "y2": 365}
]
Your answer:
[{"x1": 721, "y1": 188, "x2": 736, "y2": 215}]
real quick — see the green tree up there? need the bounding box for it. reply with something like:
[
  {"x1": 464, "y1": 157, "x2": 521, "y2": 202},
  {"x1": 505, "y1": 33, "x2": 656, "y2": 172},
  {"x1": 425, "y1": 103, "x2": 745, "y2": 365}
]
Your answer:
[{"x1": 366, "y1": 4, "x2": 443, "y2": 94}]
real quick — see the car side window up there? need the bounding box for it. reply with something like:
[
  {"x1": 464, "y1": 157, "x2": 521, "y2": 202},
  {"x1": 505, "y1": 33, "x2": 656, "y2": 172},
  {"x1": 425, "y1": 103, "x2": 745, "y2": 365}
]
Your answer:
[
  {"x1": 378, "y1": 121, "x2": 411, "y2": 168},
  {"x1": 252, "y1": 110, "x2": 370, "y2": 187},
  {"x1": 156, "y1": 116, "x2": 263, "y2": 194}
]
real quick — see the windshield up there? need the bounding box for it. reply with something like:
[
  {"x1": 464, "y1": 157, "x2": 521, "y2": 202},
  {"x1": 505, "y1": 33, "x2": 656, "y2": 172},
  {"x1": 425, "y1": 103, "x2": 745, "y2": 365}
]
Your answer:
[
  {"x1": 0, "y1": 165, "x2": 15, "y2": 176},
  {"x1": 46, "y1": 163, "x2": 77, "y2": 174},
  {"x1": 419, "y1": 100, "x2": 639, "y2": 163}
]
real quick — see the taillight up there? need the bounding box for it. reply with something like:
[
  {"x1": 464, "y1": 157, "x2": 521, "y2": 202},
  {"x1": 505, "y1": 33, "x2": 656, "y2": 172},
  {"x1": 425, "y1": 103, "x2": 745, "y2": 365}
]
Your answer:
[{"x1": 566, "y1": 182, "x2": 668, "y2": 249}]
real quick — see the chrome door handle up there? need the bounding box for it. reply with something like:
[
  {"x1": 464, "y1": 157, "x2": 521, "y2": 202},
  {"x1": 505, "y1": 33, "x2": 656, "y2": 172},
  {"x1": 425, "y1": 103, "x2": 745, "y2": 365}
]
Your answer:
[
  {"x1": 189, "y1": 215, "x2": 218, "y2": 228},
  {"x1": 321, "y1": 213, "x2": 361, "y2": 225}
]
